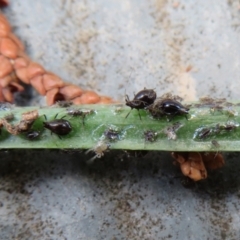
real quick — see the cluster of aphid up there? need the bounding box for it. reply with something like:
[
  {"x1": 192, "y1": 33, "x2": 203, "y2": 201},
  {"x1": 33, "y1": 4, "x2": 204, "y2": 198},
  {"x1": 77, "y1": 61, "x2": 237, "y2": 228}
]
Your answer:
[
  {"x1": 125, "y1": 90, "x2": 240, "y2": 181},
  {"x1": 125, "y1": 89, "x2": 189, "y2": 142},
  {"x1": 125, "y1": 89, "x2": 189, "y2": 121},
  {"x1": 194, "y1": 96, "x2": 238, "y2": 117},
  {"x1": 194, "y1": 121, "x2": 239, "y2": 140},
  {"x1": 86, "y1": 126, "x2": 123, "y2": 162},
  {"x1": 0, "y1": 107, "x2": 94, "y2": 140},
  {"x1": 143, "y1": 122, "x2": 184, "y2": 142},
  {"x1": 1, "y1": 93, "x2": 239, "y2": 182}
]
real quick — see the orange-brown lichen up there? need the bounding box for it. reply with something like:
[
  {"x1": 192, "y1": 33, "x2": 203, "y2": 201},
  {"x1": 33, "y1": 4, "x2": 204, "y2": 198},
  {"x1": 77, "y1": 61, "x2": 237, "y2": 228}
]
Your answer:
[
  {"x1": 172, "y1": 151, "x2": 225, "y2": 181},
  {"x1": 0, "y1": 12, "x2": 114, "y2": 105}
]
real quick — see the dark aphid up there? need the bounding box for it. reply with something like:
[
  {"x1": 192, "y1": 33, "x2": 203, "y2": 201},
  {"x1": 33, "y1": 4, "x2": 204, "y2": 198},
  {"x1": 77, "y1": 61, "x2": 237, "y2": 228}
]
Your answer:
[
  {"x1": 125, "y1": 88, "x2": 157, "y2": 119},
  {"x1": 144, "y1": 130, "x2": 157, "y2": 142},
  {"x1": 26, "y1": 130, "x2": 40, "y2": 140},
  {"x1": 43, "y1": 114, "x2": 72, "y2": 136},
  {"x1": 133, "y1": 89, "x2": 157, "y2": 106},
  {"x1": 104, "y1": 128, "x2": 120, "y2": 141},
  {"x1": 148, "y1": 98, "x2": 189, "y2": 120},
  {"x1": 158, "y1": 99, "x2": 189, "y2": 116}
]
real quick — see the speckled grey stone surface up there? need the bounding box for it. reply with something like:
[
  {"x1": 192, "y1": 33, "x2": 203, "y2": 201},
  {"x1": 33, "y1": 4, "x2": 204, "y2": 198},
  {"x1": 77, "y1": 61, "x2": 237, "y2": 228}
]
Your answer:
[
  {"x1": 3, "y1": 0, "x2": 240, "y2": 102},
  {"x1": 1, "y1": 150, "x2": 240, "y2": 240},
  {"x1": 1, "y1": 0, "x2": 240, "y2": 239}
]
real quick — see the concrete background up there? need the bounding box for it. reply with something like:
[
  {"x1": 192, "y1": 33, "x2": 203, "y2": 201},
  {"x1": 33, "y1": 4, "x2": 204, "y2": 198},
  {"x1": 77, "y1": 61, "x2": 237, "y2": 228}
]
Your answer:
[
  {"x1": 3, "y1": 0, "x2": 240, "y2": 102},
  {"x1": 1, "y1": 0, "x2": 240, "y2": 239}
]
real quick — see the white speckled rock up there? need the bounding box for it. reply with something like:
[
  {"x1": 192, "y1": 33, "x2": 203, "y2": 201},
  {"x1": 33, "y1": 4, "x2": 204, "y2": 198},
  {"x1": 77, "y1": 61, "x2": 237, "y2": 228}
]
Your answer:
[{"x1": 3, "y1": 0, "x2": 240, "y2": 103}]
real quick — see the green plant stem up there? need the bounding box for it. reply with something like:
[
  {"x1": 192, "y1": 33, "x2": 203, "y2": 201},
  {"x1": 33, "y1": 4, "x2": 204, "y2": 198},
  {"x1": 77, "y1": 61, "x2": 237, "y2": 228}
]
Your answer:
[{"x1": 0, "y1": 104, "x2": 239, "y2": 151}]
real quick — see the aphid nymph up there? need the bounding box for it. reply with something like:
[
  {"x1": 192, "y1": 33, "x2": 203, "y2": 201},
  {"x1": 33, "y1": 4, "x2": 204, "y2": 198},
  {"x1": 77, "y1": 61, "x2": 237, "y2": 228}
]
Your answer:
[
  {"x1": 198, "y1": 128, "x2": 212, "y2": 139},
  {"x1": 26, "y1": 130, "x2": 40, "y2": 140},
  {"x1": 104, "y1": 128, "x2": 120, "y2": 141},
  {"x1": 211, "y1": 140, "x2": 220, "y2": 148},
  {"x1": 86, "y1": 141, "x2": 110, "y2": 163},
  {"x1": 162, "y1": 122, "x2": 184, "y2": 140},
  {"x1": 144, "y1": 130, "x2": 158, "y2": 142},
  {"x1": 66, "y1": 108, "x2": 94, "y2": 125}
]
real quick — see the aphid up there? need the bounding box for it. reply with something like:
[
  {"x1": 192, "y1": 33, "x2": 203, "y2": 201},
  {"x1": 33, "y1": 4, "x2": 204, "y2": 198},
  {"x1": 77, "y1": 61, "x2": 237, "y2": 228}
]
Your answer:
[
  {"x1": 67, "y1": 108, "x2": 84, "y2": 117},
  {"x1": 225, "y1": 107, "x2": 238, "y2": 117},
  {"x1": 158, "y1": 99, "x2": 189, "y2": 117},
  {"x1": 210, "y1": 104, "x2": 224, "y2": 114},
  {"x1": 104, "y1": 128, "x2": 120, "y2": 141},
  {"x1": 211, "y1": 140, "x2": 220, "y2": 148},
  {"x1": 43, "y1": 114, "x2": 72, "y2": 137},
  {"x1": 55, "y1": 100, "x2": 73, "y2": 108},
  {"x1": 66, "y1": 108, "x2": 94, "y2": 125},
  {"x1": 144, "y1": 130, "x2": 158, "y2": 142},
  {"x1": 194, "y1": 127, "x2": 213, "y2": 139},
  {"x1": 210, "y1": 140, "x2": 221, "y2": 159},
  {"x1": 26, "y1": 130, "x2": 40, "y2": 140},
  {"x1": 114, "y1": 105, "x2": 124, "y2": 114},
  {"x1": 162, "y1": 122, "x2": 184, "y2": 140},
  {"x1": 125, "y1": 88, "x2": 157, "y2": 119},
  {"x1": 86, "y1": 141, "x2": 110, "y2": 163},
  {"x1": 215, "y1": 121, "x2": 239, "y2": 133},
  {"x1": 148, "y1": 98, "x2": 189, "y2": 120}
]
